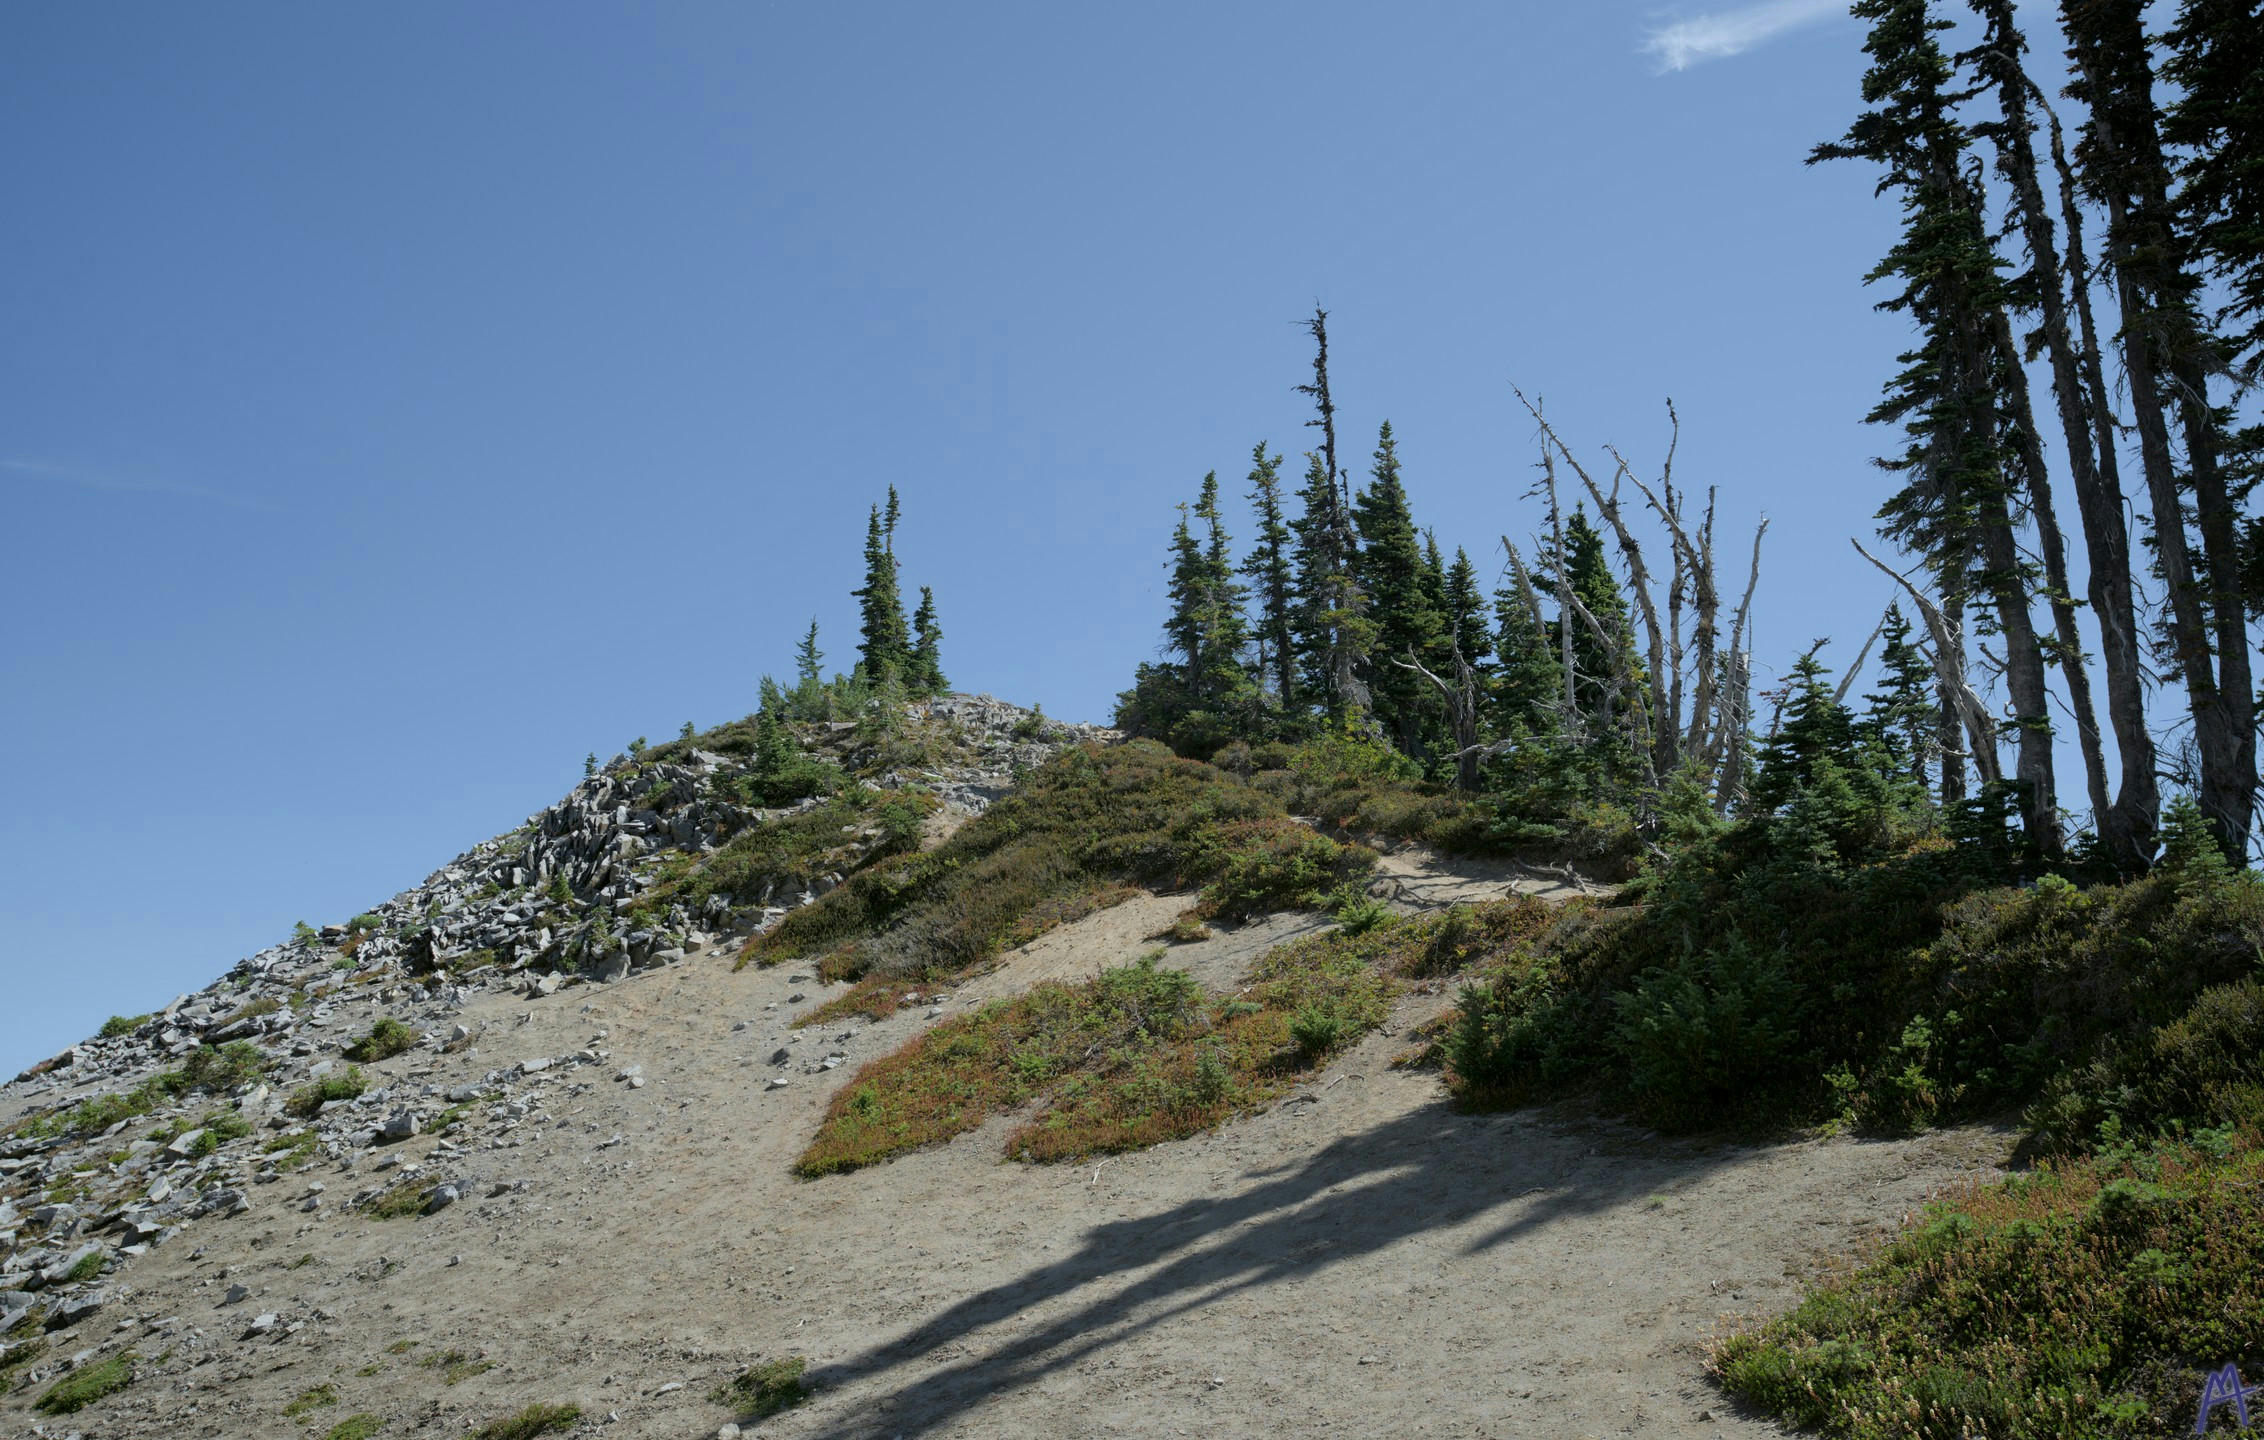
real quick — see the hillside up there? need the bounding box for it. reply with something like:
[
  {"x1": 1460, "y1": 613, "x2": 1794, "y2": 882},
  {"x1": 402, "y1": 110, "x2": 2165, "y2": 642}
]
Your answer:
[{"x1": 0, "y1": 697, "x2": 2024, "y2": 1440}]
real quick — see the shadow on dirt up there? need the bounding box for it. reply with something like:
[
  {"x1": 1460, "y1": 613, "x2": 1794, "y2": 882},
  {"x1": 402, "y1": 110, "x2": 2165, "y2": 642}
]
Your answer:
[{"x1": 794, "y1": 1098, "x2": 1775, "y2": 1438}]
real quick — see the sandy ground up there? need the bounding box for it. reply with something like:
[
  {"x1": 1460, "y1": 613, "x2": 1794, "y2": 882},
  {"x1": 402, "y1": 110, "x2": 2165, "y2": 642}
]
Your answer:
[{"x1": 4, "y1": 884, "x2": 2009, "y2": 1440}]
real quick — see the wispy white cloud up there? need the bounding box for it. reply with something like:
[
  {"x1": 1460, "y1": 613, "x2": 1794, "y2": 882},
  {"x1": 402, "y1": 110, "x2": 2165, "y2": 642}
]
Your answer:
[
  {"x1": 1642, "y1": 0, "x2": 1846, "y2": 72},
  {"x1": 0, "y1": 458, "x2": 276, "y2": 512}
]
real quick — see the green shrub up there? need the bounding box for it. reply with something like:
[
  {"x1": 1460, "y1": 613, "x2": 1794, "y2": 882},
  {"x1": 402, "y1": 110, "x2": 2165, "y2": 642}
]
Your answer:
[
  {"x1": 181, "y1": 1040, "x2": 268, "y2": 1091},
  {"x1": 61, "y1": 1249, "x2": 105, "y2": 1283},
  {"x1": 347, "y1": 912, "x2": 383, "y2": 933},
  {"x1": 97, "y1": 1014, "x2": 149, "y2": 1039},
  {"x1": 1331, "y1": 890, "x2": 1393, "y2": 936},
  {"x1": 324, "y1": 1416, "x2": 384, "y2": 1440},
  {"x1": 1712, "y1": 1136, "x2": 2264, "y2": 1439},
  {"x1": 1607, "y1": 937, "x2": 1802, "y2": 1124},
  {"x1": 712, "y1": 1355, "x2": 810, "y2": 1417},
  {"x1": 286, "y1": 1067, "x2": 367, "y2": 1119},
  {"x1": 343, "y1": 1017, "x2": 416, "y2": 1063},
  {"x1": 761, "y1": 743, "x2": 1366, "y2": 984},
  {"x1": 797, "y1": 936, "x2": 1398, "y2": 1175},
  {"x1": 34, "y1": 1352, "x2": 134, "y2": 1414},
  {"x1": 1288, "y1": 1004, "x2": 1348, "y2": 1056},
  {"x1": 2027, "y1": 978, "x2": 2264, "y2": 1156},
  {"x1": 189, "y1": 1108, "x2": 254, "y2": 1157}
]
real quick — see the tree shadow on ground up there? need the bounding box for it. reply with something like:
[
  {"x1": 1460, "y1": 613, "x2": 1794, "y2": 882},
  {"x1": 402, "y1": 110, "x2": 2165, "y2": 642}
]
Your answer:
[{"x1": 791, "y1": 1098, "x2": 1776, "y2": 1438}]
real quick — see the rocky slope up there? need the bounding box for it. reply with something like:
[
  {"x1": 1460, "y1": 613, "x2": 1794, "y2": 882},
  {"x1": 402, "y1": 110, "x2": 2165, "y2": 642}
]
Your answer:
[{"x1": 0, "y1": 698, "x2": 1107, "y2": 1414}]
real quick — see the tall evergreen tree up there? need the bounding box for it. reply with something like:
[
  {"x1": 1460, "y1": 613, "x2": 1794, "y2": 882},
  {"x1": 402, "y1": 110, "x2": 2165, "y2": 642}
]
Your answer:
[
  {"x1": 790, "y1": 618, "x2": 828, "y2": 719},
  {"x1": 794, "y1": 619, "x2": 824, "y2": 689},
  {"x1": 852, "y1": 503, "x2": 910, "y2": 681},
  {"x1": 1815, "y1": 0, "x2": 2060, "y2": 850},
  {"x1": 1118, "y1": 474, "x2": 1258, "y2": 754},
  {"x1": 1163, "y1": 504, "x2": 1207, "y2": 670},
  {"x1": 1443, "y1": 546, "x2": 1492, "y2": 666},
  {"x1": 1548, "y1": 510, "x2": 1641, "y2": 733},
  {"x1": 2162, "y1": 0, "x2": 2264, "y2": 384},
  {"x1": 1353, "y1": 422, "x2": 1445, "y2": 753},
  {"x1": 1290, "y1": 450, "x2": 1369, "y2": 722},
  {"x1": 1241, "y1": 443, "x2": 1299, "y2": 712},
  {"x1": 909, "y1": 586, "x2": 947, "y2": 696},
  {"x1": 1492, "y1": 555, "x2": 1558, "y2": 738},
  {"x1": 2065, "y1": 0, "x2": 2257, "y2": 856},
  {"x1": 1290, "y1": 307, "x2": 1371, "y2": 724},
  {"x1": 1968, "y1": 0, "x2": 2158, "y2": 865}
]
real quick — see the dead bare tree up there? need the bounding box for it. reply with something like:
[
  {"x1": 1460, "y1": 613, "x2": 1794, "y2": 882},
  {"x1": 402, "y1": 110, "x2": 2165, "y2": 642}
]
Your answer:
[
  {"x1": 1397, "y1": 646, "x2": 1486, "y2": 792},
  {"x1": 1852, "y1": 539, "x2": 2004, "y2": 789},
  {"x1": 1506, "y1": 393, "x2": 1766, "y2": 816}
]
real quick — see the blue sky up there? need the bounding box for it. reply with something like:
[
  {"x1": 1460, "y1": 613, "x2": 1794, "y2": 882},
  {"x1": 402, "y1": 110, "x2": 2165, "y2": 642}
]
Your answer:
[{"x1": 1, "y1": 0, "x2": 2021, "y2": 1072}]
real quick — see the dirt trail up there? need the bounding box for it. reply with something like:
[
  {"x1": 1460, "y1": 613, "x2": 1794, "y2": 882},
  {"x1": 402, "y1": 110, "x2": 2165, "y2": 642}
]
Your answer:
[{"x1": 3, "y1": 873, "x2": 2007, "y2": 1440}]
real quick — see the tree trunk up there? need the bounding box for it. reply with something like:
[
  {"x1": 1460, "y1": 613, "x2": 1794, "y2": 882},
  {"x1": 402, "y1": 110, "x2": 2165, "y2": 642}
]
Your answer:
[
  {"x1": 1983, "y1": 50, "x2": 2161, "y2": 865},
  {"x1": 2067, "y1": 1, "x2": 2257, "y2": 855}
]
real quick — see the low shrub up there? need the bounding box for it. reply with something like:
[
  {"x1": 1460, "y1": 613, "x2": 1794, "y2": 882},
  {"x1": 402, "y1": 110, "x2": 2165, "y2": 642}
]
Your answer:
[
  {"x1": 1711, "y1": 1135, "x2": 2264, "y2": 1439},
  {"x1": 758, "y1": 743, "x2": 1368, "y2": 986},
  {"x1": 97, "y1": 1014, "x2": 149, "y2": 1039},
  {"x1": 181, "y1": 1040, "x2": 268, "y2": 1092},
  {"x1": 2026, "y1": 978, "x2": 2264, "y2": 1157},
  {"x1": 324, "y1": 1416, "x2": 384, "y2": 1440},
  {"x1": 343, "y1": 1017, "x2": 416, "y2": 1063},
  {"x1": 796, "y1": 937, "x2": 1398, "y2": 1175},
  {"x1": 286, "y1": 1066, "x2": 367, "y2": 1119}
]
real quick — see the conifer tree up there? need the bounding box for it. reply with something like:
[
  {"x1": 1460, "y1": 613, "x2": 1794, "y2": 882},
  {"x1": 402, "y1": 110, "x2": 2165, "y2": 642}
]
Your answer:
[
  {"x1": 1354, "y1": 422, "x2": 1445, "y2": 753},
  {"x1": 2163, "y1": 0, "x2": 2264, "y2": 384},
  {"x1": 2064, "y1": 0, "x2": 2256, "y2": 855},
  {"x1": 1194, "y1": 472, "x2": 1251, "y2": 682},
  {"x1": 1492, "y1": 551, "x2": 1559, "y2": 738},
  {"x1": 1163, "y1": 504, "x2": 1208, "y2": 673},
  {"x1": 1861, "y1": 605, "x2": 1943, "y2": 788},
  {"x1": 795, "y1": 619, "x2": 824, "y2": 689},
  {"x1": 1290, "y1": 307, "x2": 1371, "y2": 724},
  {"x1": 910, "y1": 586, "x2": 947, "y2": 697},
  {"x1": 1815, "y1": 0, "x2": 2060, "y2": 850},
  {"x1": 1749, "y1": 653, "x2": 1859, "y2": 814},
  {"x1": 1443, "y1": 546, "x2": 1492, "y2": 666},
  {"x1": 852, "y1": 502, "x2": 910, "y2": 682},
  {"x1": 1118, "y1": 474, "x2": 1258, "y2": 754},
  {"x1": 1241, "y1": 443, "x2": 1298, "y2": 712},
  {"x1": 1968, "y1": 0, "x2": 2156, "y2": 865},
  {"x1": 1552, "y1": 510, "x2": 1640, "y2": 730},
  {"x1": 788, "y1": 619, "x2": 828, "y2": 719}
]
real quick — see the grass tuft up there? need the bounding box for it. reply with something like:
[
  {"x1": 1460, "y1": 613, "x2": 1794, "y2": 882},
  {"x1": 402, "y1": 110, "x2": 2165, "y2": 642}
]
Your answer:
[
  {"x1": 713, "y1": 1355, "x2": 810, "y2": 1418},
  {"x1": 284, "y1": 1381, "x2": 341, "y2": 1416},
  {"x1": 468, "y1": 1401, "x2": 581, "y2": 1440},
  {"x1": 324, "y1": 1414, "x2": 384, "y2": 1440},
  {"x1": 34, "y1": 1352, "x2": 134, "y2": 1414}
]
